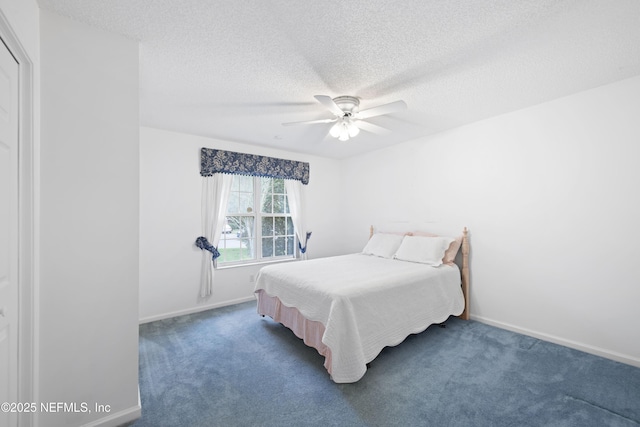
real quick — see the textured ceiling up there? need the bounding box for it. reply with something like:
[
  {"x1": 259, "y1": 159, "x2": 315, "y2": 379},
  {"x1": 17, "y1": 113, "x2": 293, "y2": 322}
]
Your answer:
[{"x1": 37, "y1": 0, "x2": 640, "y2": 158}]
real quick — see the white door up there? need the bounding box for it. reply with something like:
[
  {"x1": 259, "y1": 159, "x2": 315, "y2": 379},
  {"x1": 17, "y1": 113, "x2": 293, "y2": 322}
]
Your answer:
[{"x1": 0, "y1": 38, "x2": 19, "y2": 427}]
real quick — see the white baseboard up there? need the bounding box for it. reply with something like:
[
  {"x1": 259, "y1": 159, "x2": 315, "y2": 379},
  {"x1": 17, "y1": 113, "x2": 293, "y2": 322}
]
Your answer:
[
  {"x1": 80, "y1": 386, "x2": 141, "y2": 427},
  {"x1": 471, "y1": 314, "x2": 640, "y2": 369},
  {"x1": 139, "y1": 296, "x2": 256, "y2": 324}
]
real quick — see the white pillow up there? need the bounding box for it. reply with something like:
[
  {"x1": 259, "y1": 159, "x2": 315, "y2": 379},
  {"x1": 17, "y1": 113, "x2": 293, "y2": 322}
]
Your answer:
[
  {"x1": 362, "y1": 233, "x2": 405, "y2": 258},
  {"x1": 393, "y1": 235, "x2": 455, "y2": 266}
]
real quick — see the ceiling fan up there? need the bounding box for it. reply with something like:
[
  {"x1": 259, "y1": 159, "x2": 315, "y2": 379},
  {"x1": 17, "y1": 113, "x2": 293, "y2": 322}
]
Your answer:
[{"x1": 282, "y1": 95, "x2": 407, "y2": 141}]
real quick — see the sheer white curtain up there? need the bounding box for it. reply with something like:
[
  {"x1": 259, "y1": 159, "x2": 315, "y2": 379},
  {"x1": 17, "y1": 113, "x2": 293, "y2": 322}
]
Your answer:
[
  {"x1": 200, "y1": 173, "x2": 233, "y2": 297},
  {"x1": 284, "y1": 179, "x2": 311, "y2": 260}
]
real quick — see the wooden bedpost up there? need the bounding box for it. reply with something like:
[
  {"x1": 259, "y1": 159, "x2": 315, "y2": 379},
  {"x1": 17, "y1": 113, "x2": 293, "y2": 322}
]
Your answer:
[{"x1": 460, "y1": 227, "x2": 470, "y2": 320}]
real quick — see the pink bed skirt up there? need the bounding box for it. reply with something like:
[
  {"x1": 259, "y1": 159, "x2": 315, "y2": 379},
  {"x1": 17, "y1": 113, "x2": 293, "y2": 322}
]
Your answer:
[{"x1": 255, "y1": 289, "x2": 333, "y2": 376}]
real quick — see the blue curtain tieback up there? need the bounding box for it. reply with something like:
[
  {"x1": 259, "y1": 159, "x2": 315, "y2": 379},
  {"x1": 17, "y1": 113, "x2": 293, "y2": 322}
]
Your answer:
[
  {"x1": 298, "y1": 231, "x2": 312, "y2": 254},
  {"x1": 195, "y1": 236, "x2": 220, "y2": 260}
]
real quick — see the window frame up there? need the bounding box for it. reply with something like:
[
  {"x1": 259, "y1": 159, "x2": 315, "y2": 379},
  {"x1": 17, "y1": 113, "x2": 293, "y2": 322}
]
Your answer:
[{"x1": 217, "y1": 175, "x2": 297, "y2": 267}]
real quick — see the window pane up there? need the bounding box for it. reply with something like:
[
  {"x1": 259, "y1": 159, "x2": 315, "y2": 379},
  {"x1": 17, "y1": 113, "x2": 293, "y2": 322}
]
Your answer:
[
  {"x1": 274, "y1": 217, "x2": 286, "y2": 236},
  {"x1": 286, "y1": 217, "x2": 294, "y2": 235},
  {"x1": 226, "y1": 246, "x2": 246, "y2": 262},
  {"x1": 218, "y1": 232, "x2": 228, "y2": 250},
  {"x1": 261, "y1": 193, "x2": 272, "y2": 213},
  {"x1": 225, "y1": 216, "x2": 239, "y2": 233},
  {"x1": 262, "y1": 216, "x2": 274, "y2": 236},
  {"x1": 273, "y1": 195, "x2": 286, "y2": 214},
  {"x1": 262, "y1": 237, "x2": 273, "y2": 257},
  {"x1": 239, "y1": 192, "x2": 253, "y2": 214},
  {"x1": 227, "y1": 175, "x2": 253, "y2": 215},
  {"x1": 240, "y1": 216, "x2": 255, "y2": 239},
  {"x1": 241, "y1": 239, "x2": 255, "y2": 260},
  {"x1": 261, "y1": 177, "x2": 272, "y2": 194},
  {"x1": 287, "y1": 236, "x2": 294, "y2": 255},
  {"x1": 218, "y1": 215, "x2": 255, "y2": 263},
  {"x1": 217, "y1": 249, "x2": 229, "y2": 263},
  {"x1": 218, "y1": 236, "x2": 239, "y2": 263},
  {"x1": 274, "y1": 237, "x2": 286, "y2": 256},
  {"x1": 226, "y1": 194, "x2": 239, "y2": 214},
  {"x1": 273, "y1": 178, "x2": 284, "y2": 194},
  {"x1": 238, "y1": 175, "x2": 253, "y2": 192}
]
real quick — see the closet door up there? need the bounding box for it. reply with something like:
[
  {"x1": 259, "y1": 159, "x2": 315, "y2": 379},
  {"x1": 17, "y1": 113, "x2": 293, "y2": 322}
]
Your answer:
[{"x1": 0, "y1": 37, "x2": 19, "y2": 427}]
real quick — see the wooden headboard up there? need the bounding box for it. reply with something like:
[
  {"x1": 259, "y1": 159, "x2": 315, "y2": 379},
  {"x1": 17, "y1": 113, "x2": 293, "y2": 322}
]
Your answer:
[
  {"x1": 369, "y1": 225, "x2": 470, "y2": 321},
  {"x1": 459, "y1": 227, "x2": 470, "y2": 320}
]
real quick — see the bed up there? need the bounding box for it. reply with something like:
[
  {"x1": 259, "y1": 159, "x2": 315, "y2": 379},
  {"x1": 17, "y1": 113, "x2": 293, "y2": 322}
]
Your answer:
[{"x1": 254, "y1": 226, "x2": 470, "y2": 383}]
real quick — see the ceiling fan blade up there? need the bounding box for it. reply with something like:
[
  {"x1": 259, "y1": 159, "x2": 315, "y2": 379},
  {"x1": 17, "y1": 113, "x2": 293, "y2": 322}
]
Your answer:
[
  {"x1": 356, "y1": 100, "x2": 407, "y2": 120},
  {"x1": 355, "y1": 120, "x2": 391, "y2": 135},
  {"x1": 314, "y1": 95, "x2": 345, "y2": 117},
  {"x1": 282, "y1": 118, "x2": 337, "y2": 126}
]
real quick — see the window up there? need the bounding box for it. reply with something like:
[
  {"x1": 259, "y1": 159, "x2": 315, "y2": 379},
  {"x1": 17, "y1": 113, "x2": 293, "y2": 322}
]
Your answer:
[{"x1": 218, "y1": 175, "x2": 296, "y2": 265}]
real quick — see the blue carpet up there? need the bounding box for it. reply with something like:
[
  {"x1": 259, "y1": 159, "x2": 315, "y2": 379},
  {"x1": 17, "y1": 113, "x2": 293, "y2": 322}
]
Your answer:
[{"x1": 130, "y1": 301, "x2": 640, "y2": 427}]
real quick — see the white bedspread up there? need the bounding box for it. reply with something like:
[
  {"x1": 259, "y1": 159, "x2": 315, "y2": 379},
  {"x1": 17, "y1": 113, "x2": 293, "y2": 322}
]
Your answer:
[{"x1": 254, "y1": 253, "x2": 464, "y2": 383}]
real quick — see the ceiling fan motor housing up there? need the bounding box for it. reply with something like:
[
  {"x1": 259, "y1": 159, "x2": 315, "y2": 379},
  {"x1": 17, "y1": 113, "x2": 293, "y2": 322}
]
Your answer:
[{"x1": 333, "y1": 96, "x2": 360, "y2": 115}]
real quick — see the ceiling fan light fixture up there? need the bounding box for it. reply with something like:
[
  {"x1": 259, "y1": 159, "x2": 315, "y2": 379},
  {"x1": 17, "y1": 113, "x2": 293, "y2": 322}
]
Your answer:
[
  {"x1": 347, "y1": 121, "x2": 360, "y2": 137},
  {"x1": 329, "y1": 121, "x2": 342, "y2": 138},
  {"x1": 331, "y1": 118, "x2": 359, "y2": 141}
]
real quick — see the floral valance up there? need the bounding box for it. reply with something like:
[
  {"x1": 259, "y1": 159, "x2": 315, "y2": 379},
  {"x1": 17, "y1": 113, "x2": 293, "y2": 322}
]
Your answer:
[{"x1": 200, "y1": 148, "x2": 310, "y2": 185}]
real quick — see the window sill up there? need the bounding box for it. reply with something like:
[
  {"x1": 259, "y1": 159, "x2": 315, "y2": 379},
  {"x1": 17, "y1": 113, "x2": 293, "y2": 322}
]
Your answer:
[{"x1": 216, "y1": 257, "x2": 298, "y2": 270}]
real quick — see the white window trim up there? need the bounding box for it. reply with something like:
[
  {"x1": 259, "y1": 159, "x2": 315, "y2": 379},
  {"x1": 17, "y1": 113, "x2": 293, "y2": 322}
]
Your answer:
[{"x1": 218, "y1": 176, "x2": 297, "y2": 267}]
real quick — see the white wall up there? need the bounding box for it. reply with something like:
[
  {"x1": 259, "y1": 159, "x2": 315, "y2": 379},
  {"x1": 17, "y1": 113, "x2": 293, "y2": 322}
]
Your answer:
[
  {"x1": 40, "y1": 11, "x2": 140, "y2": 427},
  {"x1": 0, "y1": 0, "x2": 39, "y2": 56},
  {"x1": 340, "y1": 75, "x2": 640, "y2": 367},
  {"x1": 139, "y1": 127, "x2": 342, "y2": 322}
]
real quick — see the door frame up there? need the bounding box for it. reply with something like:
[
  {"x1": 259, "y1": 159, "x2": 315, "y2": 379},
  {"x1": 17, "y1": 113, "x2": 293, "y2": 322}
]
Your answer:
[{"x1": 0, "y1": 10, "x2": 37, "y2": 427}]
